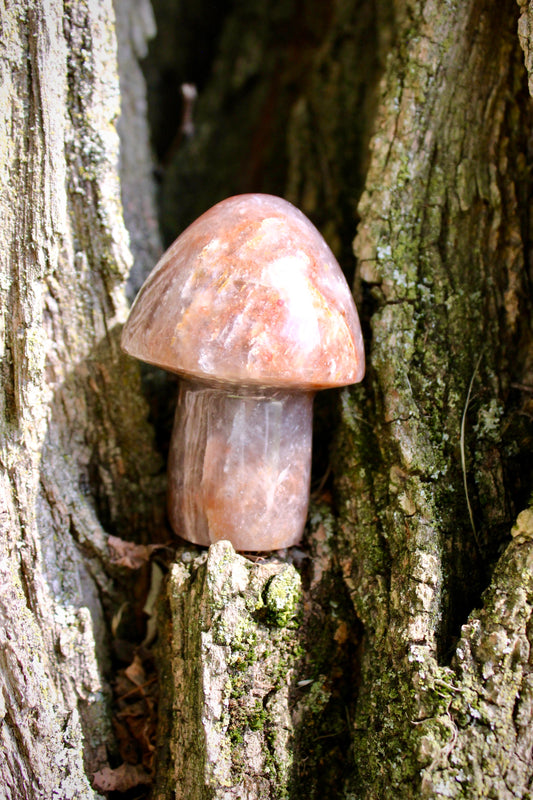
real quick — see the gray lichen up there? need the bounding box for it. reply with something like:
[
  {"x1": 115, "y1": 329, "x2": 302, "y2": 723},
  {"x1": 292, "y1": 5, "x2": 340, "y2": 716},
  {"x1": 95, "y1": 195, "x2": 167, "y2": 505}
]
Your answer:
[{"x1": 163, "y1": 541, "x2": 302, "y2": 800}]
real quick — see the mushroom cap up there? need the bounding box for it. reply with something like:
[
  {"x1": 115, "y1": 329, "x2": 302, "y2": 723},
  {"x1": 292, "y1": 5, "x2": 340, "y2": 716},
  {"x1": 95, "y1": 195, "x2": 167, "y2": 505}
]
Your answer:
[{"x1": 121, "y1": 194, "x2": 365, "y2": 390}]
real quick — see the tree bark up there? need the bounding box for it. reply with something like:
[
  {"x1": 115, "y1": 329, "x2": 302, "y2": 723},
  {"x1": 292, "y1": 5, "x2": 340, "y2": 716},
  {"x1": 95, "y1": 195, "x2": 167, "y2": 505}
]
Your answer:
[
  {"x1": 344, "y1": 1, "x2": 533, "y2": 796},
  {"x1": 0, "y1": 1, "x2": 162, "y2": 796},
  {"x1": 154, "y1": 541, "x2": 303, "y2": 800}
]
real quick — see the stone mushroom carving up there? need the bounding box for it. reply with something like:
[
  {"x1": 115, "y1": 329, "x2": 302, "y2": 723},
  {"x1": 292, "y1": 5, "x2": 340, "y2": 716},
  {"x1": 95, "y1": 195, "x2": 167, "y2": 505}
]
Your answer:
[{"x1": 121, "y1": 194, "x2": 364, "y2": 551}]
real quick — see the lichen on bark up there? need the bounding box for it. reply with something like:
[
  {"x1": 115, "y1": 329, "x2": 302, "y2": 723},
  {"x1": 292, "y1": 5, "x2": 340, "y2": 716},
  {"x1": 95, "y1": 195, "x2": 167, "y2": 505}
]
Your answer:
[
  {"x1": 0, "y1": 0, "x2": 163, "y2": 795},
  {"x1": 156, "y1": 541, "x2": 302, "y2": 800},
  {"x1": 335, "y1": 0, "x2": 533, "y2": 796}
]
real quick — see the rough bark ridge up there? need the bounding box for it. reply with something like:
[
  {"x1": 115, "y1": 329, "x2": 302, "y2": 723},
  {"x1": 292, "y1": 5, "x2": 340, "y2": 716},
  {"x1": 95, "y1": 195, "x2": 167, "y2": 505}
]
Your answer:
[
  {"x1": 155, "y1": 515, "x2": 362, "y2": 800},
  {"x1": 155, "y1": 541, "x2": 302, "y2": 800},
  {"x1": 114, "y1": 0, "x2": 161, "y2": 296},
  {"x1": 341, "y1": 0, "x2": 533, "y2": 796},
  {"x1": 0, "y1": 1, "x2": 161, "y2": 796},
  {"x1": 518, "y1": 0, "x2": 533, "y2": 94}
]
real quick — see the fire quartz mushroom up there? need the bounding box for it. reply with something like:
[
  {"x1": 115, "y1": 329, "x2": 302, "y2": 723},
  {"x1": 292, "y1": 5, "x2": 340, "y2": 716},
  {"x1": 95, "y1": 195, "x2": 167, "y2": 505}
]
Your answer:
[{"x1": 121, "y1": 194, "x2": 365, "y2": 551}]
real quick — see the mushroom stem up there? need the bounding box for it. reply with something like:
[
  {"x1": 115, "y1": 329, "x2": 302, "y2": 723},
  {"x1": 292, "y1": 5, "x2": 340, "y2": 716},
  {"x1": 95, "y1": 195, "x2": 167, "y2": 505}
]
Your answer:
[{"x1": 167, "y1": 379, "x2": 313, "y2": 551}]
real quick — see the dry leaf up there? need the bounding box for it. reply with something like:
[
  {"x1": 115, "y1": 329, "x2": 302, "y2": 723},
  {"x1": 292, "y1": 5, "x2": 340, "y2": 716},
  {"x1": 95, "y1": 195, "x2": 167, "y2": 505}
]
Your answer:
[
  {"x1": 92, "y1": 762, "x2": 151, "y2": 792},
  {"x1": 124, "y1": 653, "x2": 146, "y2": 686},
  {"x1": 108, "y1": 535, "x2": 166, "y2": 569}
]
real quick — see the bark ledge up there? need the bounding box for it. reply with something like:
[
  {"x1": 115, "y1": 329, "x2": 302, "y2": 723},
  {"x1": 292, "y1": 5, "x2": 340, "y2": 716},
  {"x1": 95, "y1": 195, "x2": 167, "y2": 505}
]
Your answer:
[{"x1": 156, "y1": 540, "x2": 302, "y2": 800}]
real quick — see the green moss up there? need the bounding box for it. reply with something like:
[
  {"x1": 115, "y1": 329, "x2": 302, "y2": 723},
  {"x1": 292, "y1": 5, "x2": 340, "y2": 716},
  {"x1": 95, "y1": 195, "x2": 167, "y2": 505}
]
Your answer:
[
  {"x1": 199, "y1": 548, "x2": 302, "y2": 797},
  {"x1": 263, "y1": 567, "x2": 302, "y2": 628},
  {"x1": 248, "y1": 703, "x2": 267, "y2": 731}
]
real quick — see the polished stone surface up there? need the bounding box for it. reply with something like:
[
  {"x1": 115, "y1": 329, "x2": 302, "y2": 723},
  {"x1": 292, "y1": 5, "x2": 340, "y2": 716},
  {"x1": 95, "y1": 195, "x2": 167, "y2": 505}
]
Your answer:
[
  {"x1": 168, "y1": 380, "x2": 312, "y2": 550},
  {"x1": 123, "y1": 194, "x2": 366, "y2": 550},
  {"x1": 121, "y1": 193, "x2": 364, "y2": 390}
]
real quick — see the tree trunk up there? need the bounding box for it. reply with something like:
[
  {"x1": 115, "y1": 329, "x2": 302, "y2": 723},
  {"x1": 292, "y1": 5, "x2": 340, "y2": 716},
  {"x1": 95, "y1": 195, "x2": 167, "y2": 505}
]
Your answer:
[
  {"x1": 0, "y1": 0, "x2": 162, "y2": 796},
  {"x1": 344, "y1": 1, "x2": 533, "y2": 796},
  {"x1": 1, "y1": 1, "x2": 532, "y2": 799}
]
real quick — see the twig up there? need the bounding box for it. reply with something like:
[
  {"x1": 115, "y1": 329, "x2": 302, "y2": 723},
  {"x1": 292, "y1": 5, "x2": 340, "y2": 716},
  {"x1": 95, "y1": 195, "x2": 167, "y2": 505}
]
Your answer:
[
  {"x1": 511, "y1": 382, "x2": 533, "y2": 393},
  {"x1": 119, "y1": 676, "x2": 158, "y2": 702},
  {"x1": 460, "y1": 351, "x2": 483, "y2": 553}
]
